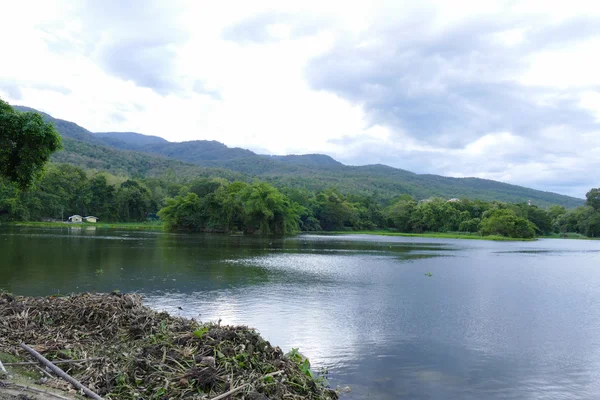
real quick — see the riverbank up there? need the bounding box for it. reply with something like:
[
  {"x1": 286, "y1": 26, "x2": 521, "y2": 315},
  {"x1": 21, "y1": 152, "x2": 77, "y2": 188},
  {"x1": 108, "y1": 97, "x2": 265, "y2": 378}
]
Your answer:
[
  {"x1": 5, "y1": 221, "x2": 164, "y2": 231},
  {"x1": 0, "y1": 292, "x2": 337, "y2": 400},
  {"x1": 318, "y1": 230, "x2": 535, "y2": 241},
  {"x1": 539, "y1": 232, "x2": 599, "y2": 240}
]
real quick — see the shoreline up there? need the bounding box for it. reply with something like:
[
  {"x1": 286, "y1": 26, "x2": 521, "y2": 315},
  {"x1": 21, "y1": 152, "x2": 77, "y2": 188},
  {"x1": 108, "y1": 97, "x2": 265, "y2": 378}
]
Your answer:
[
  {"x1": 0, "y1": 292, "x2": 337, "y2": 400},
  {"x1": 3, "y1": 221, "x2": 164, "y2": 231},
  {"x1": 313, "y1": 230, "x2": 536, "y2": 241},
  {"x1": 4, "y1": 223, "x2": 598, "y2": 241}
]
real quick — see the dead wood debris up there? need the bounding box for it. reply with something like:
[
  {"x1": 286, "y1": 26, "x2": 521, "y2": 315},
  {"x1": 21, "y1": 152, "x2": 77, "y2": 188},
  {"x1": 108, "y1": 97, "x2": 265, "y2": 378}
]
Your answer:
[{"x1": 0, "y1": 292, "x2": 337, "y2": 400}]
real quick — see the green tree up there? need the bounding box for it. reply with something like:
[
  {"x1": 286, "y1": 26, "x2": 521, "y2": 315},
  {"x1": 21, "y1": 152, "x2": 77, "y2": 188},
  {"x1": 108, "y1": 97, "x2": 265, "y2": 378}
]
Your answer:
[
  {"x1": 386, "y1": 198, "x2": 417, "y2": 231},
  {"x1": 239, "y1": 182, "x2": 300, "y2": 234},
  {"x1": 157, "y1": 192, "x2": 201, "y2": 230},
  {"x1": 115, "y1": 180, "x2": 153, "y2": 221},
  {"x1": 0, "y1": 99, "x2": 62, "y2": 189},
  {"x1": 480, "y1": 208, "x2": 536, "y2": 238},
  {"x1": 314, "y1": 189, "x2": 355, "y2": 231},
  {"x1": 458, "y1": 218, "x2": 481, "y2": 232},
  {"x1": 89, "y1": 174, "x2": 116, "y2": 220},
  {"x1": 586, "y1": 188, "x2": 600, "y2": 212},
  {"x1": 37, "y1": 164, "x2": 91, "y2": 218}
]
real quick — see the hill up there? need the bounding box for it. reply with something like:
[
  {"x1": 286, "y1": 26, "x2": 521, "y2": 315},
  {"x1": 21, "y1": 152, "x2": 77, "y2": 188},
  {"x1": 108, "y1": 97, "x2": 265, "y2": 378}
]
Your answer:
[
  {"x1": 95, "y1": 131, "x2": 168, "y2": 146},
  {"x1": 13, "y1": 105, "x2": 585, "y2": 207}
]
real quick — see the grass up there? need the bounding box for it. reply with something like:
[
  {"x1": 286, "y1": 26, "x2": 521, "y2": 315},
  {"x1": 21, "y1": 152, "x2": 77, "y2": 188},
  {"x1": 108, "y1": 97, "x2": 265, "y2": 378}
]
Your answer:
[
  {"x1": 540, "y1": 232, "x2": 599, "y2": 240},
  {"x1": 316, "y1": 230, "x2": 536, "y2": 241},
  {"x1": 8, "y1": 221, "x2": 165, "y2": 231}
]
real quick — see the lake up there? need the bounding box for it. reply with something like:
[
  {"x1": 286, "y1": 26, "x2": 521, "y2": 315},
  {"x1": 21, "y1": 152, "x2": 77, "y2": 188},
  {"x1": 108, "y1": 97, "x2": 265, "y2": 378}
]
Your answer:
[{"x1": 1, "y1": 226, "x2": 600, "y2": 399}]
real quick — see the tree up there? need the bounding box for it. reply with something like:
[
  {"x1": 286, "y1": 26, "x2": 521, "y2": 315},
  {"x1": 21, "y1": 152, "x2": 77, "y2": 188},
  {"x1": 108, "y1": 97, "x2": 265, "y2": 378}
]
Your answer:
[
  {"x1": 480, "y1": 208, "x2": 536, "y2": 238},
  {"x1": 37, "y1": 164, "x2": 91, "y2": 218},
  {"x1": 239, "y1": 182, "x2": 300, "y2": 234},
  {"x1": 115, "y1": 180, "x2": 153, "y2": 221},
  {"x1": 314, "y1": 189, "x2": 355, "y2": 231},
  {"x1": 89, "y1": 174, "x2": 116, "y2": 220},
  {"x1": 586, "y1": 188, "x2": 600, "y2": 212},
  {"x1": 0, "y1": 99, "x2": 62, "y2": 189},
  {"x1": 157, "y1": 192, "x2": 201, "y2": 230},
  {"x1": 386, "y1": 198, "x2": 417, "y2": 231}
]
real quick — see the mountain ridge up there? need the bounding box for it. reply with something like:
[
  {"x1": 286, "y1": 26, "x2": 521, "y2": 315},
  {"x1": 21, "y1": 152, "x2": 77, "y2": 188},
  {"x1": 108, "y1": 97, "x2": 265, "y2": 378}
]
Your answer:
[{"x1": 13, "y1": 105, "x2": 584, "y2": 207}]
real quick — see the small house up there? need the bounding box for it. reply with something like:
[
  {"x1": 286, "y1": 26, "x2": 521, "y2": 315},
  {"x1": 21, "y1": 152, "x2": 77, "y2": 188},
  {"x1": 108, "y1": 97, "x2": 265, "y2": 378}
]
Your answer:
[
  {"x1": 68, "y1": 215, "x2": 83, "y2": 223},
  {"x1": 447, "y1": 198, "x2": 461, "y2": 203},
  {"x1": 84, "y1": 216, "x2": 99, "y2": 223}
]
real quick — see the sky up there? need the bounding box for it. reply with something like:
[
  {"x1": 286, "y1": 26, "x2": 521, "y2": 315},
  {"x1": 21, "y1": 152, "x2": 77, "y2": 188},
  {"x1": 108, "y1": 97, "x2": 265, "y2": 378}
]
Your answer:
[{"x1": 1, "y1": 0, "x2": 599, "y2": 198}]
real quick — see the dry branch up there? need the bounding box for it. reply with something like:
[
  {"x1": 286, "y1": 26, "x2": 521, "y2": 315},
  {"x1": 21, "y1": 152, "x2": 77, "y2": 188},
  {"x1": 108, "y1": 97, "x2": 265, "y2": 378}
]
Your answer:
[
  {"x1": 4, "y1": 357, "x2": 102, "y2": 366},
  {"x1": 20, "y1": 342, "x2": 104, "y2": 400}
]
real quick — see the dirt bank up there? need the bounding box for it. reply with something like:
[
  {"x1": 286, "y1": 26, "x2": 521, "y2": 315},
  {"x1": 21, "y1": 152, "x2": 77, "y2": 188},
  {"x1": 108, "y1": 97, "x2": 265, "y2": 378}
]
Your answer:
[{"x1": 0, "y1": 292, "x2": 337, "y2": 400}]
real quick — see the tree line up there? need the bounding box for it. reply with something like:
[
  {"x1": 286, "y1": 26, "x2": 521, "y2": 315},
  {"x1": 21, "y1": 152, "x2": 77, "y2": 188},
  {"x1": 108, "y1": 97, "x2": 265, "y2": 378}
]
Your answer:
[
  {"x1": 1, "y1": 98, "x2": 598, "y2": 239},
  {"x1": 1, "y1": 162, "x2": 598, "y2": 238}
]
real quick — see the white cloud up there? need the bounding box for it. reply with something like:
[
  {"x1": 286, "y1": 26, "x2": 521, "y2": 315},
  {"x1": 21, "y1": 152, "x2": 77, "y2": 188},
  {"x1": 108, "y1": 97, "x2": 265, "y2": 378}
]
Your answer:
[
  {"x1": 519, "y1": 36, "x2": 600, "y2": 88},
  {"x1": 0, "y1": 0, "x2": 599, "y2": 197}
]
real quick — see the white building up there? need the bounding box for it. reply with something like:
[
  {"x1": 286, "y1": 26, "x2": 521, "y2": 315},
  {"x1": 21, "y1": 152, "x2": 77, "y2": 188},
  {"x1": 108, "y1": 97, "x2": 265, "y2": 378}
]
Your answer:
[{"x1": 68, "y1": 215, "x2": 83, "y2": 223}]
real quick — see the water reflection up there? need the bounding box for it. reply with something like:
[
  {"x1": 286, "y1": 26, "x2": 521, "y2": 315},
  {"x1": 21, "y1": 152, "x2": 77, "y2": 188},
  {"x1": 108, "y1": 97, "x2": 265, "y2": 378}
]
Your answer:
[{"x1": 2, "y1": 227, "x2": 600, "y2": 399}]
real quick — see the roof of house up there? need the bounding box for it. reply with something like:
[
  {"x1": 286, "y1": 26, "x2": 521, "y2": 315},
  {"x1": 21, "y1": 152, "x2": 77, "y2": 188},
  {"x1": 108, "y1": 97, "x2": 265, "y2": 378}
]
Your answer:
[
  {"x1": 69, "y1": 215, "x2": 82, "y2": 218},
  {"x1": 84, "y1": 216, "x2": 98, "y2": 219}
]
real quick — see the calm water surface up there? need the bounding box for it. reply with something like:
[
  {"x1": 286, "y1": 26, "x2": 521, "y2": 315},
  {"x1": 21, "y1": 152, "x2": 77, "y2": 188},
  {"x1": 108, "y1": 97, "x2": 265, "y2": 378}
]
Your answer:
[{"x1": 2, "y1": 226, "x2": 600, "y2": 399}]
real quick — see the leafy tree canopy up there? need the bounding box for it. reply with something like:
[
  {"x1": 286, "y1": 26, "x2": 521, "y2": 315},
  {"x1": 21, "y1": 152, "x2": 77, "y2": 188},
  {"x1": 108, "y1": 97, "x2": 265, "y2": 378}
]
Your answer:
[
  {"x1": 0, "y1": 99, "x2": 62, "y2": 189},
  {"x1": 586, "y1": 188, "x2": 600, "y2": 212}
]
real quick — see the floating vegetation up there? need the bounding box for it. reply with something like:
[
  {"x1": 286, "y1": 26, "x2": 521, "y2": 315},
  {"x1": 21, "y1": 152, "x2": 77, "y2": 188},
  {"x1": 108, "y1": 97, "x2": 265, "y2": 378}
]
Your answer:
[
  {"x1": 0, "y1": 292, "x2": 337, "y2": 399},
  {"x1": 424, "y1": 272, "x2": 433, "y2": 277}
]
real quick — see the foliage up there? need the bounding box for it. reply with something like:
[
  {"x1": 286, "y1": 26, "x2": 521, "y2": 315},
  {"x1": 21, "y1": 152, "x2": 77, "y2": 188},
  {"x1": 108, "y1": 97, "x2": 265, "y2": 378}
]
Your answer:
[
  {"x1": 586, "y1": 188, "x2": 600, "y2": 212},
  {"x1": 159, "y1": 180, "x2": 300, "y2": 234},
  {"x1": 0, "y1": 99, "x2": 62, "y2": 189},
  {"x1": 15, "y1": 105, "x2": 585, "y2": 207},
  {"x1": 2, "y1": 160, "x2": 598, "y2": 239},
  {"x1": 479, "y1": 208, "x2": 536, "y2": 239},
  {"x1": 2, "y1": 103, "x2": 598, "y2": 239}
]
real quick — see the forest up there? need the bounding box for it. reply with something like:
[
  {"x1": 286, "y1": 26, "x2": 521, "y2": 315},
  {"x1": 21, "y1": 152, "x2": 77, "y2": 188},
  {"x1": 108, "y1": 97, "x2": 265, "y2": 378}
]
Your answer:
[
  {"x1": 2, "y1": 99, "x2": 598, "y2": 239},
  {"x1": 1, "y1": 163, "x2": 599, "y2": 238},
  {"x1": 13, "y1": 105, "x2": 585, "y2": 208}
]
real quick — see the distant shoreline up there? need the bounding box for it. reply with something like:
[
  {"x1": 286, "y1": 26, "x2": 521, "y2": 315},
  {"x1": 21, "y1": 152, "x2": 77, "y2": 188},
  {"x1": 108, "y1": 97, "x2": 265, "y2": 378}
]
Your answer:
[
  {"x1": 314, "y1": 230, "x2": 541, "y2": 241},
  {"x1": 4, "y1": 221, "x2": 164, "y2": 231},
  {"x1": 4, "y1": 223, "x2": 598, "y2": 241}
]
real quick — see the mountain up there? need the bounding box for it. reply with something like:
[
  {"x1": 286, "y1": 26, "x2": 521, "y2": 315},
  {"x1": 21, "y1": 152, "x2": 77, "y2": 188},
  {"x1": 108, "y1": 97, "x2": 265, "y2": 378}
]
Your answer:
[
  {"x1": 269, "y1": 154, "x2": 343, "y2": 167},
  {"x1": 13, "y1": 106, "x2": 243, "y2": 181},
  {"x1": 14, "y1": 105, "x2": 585, "y2": 207},
  {"x1": 95, "y1": 131, "x2": 168, "y2": 146}
]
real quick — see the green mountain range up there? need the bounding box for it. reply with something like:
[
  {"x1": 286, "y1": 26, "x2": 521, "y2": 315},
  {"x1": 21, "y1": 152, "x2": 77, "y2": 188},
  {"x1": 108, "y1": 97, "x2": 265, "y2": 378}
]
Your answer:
[{"x1": 14, "y1": 106, "x2": 584, "y2": 207}]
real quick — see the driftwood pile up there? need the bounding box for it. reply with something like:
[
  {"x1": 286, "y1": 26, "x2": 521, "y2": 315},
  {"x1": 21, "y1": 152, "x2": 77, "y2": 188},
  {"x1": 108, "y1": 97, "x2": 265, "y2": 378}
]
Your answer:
[{"x1": 0, "y1": 292, "x2": 337, "y2": 400}]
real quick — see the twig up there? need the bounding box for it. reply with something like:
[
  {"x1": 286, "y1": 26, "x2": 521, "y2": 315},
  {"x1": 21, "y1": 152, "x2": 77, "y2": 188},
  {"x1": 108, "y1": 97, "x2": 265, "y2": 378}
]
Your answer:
[
  {"x1": 0, "y1": 382, "x2": 74, "y2": 400},
  {"x1": 35, "y1": 364, "x2": 54, "y2": 379},
  {"x1": 19, "y1": 343, "x2": 105, "y2": 400},
  {"x1": 4, "y1": 357, "x2": 103, "y2": 366},
  {"x1": 209, "y1": 383, "x2": 249, "y2": 400},
  {"x1": 209, "y1": 370, "x2": 284, "y2": 400}
]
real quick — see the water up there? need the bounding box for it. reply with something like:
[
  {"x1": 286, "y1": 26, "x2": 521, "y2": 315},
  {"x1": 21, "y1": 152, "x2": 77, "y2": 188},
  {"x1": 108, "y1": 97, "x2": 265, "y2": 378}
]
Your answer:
[{"x1": 2, "y1": 226, "x2": 600, "y2": 399}]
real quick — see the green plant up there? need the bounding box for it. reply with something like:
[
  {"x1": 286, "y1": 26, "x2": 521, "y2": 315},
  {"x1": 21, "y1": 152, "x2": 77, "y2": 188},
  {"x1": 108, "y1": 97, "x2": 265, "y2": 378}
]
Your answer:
[{"x1": 193, "y1": 326, "x2": 209, "y2": 339}]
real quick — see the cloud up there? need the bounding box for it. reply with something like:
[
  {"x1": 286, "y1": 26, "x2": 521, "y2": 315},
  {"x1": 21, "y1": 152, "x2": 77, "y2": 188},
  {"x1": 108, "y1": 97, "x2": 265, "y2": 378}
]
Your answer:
[
  {"x1": 1, "y1": 0, "x2": 599, "y2": 197},
  {"x1": 74, "y1": 0, "x2": 190, "y2": 95},
  {"x1": 193, "y1": 81, "x2": 222, "y2": 100},
  {"x1": 306, "y1": 15, "x2": 600, "y2": 147},
  {"x1": 222, "y1": 12, "x2": 326, "y2": 43},
  {"x1": 0, "y1": 80, "x2": 72, "y2": 100},
  {"x1": 0, "y1": 81, "x2": 23, "y2": 100}
]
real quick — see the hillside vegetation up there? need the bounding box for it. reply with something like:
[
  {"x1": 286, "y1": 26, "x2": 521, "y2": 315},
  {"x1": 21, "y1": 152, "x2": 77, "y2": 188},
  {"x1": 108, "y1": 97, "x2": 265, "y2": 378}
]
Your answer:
[
  {"x1": 12, "y1": 105, "x2": 583, "y2": 208},
  {"x1": 2, "y1": 102, "x2": 598, "y2": 239}
]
